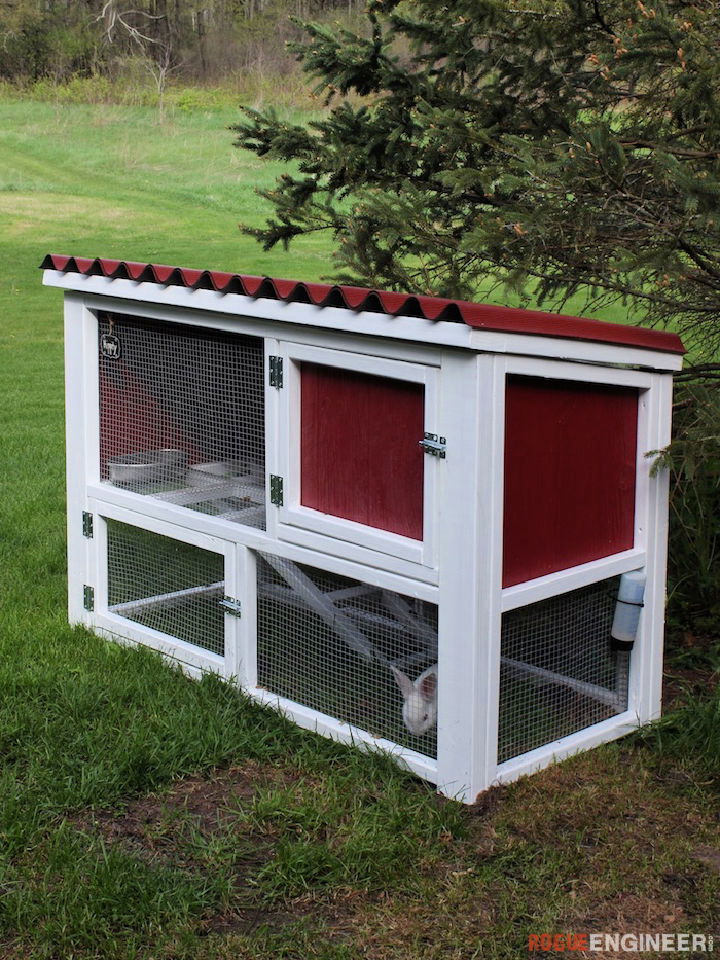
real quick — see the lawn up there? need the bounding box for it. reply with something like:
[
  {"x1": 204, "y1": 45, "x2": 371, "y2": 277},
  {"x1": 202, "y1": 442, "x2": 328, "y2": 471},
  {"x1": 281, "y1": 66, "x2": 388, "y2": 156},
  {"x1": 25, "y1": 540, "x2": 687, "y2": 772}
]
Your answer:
[{"x1": 0, "y1": 95, "x2": 718, "y2": 960}]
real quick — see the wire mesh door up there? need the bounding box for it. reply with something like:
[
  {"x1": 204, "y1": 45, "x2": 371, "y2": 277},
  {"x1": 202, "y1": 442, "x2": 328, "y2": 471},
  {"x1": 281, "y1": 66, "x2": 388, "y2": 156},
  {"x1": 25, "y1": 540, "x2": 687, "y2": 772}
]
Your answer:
[
  {"x1": 498, "y1": 577, "x2": 630, "y2": 763},
  {"x1": 255, "y1": 551, "x2": 439, "y2": 758},
  {"x1": 98, "y1": 313, "x2": 265, "y2": 530},
  {"x1": 102, "y1": 516, "x2": 237, "y2": 674}
]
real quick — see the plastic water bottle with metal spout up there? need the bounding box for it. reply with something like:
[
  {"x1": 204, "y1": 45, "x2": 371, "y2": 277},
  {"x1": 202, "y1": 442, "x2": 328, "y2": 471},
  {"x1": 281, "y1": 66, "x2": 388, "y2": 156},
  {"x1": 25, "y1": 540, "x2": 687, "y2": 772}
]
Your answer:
[{"x1": 611, "y1": 571, "x2": 646, "y2": 651}]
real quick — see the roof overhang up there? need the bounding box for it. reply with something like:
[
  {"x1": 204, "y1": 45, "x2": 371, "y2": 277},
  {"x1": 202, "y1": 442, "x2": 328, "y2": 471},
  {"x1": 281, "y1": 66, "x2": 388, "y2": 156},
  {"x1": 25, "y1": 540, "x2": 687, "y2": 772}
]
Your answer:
[{"x1": 41, "y1": 255, "x2": 686, "y2": 372}]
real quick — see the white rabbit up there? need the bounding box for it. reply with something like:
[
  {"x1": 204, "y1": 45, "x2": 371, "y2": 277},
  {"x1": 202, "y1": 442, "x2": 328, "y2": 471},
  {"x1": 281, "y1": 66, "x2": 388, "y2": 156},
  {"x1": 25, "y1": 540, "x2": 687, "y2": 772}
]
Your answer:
[{"x1": 390, "y1": 663, "x2": 438, "y2": 735}]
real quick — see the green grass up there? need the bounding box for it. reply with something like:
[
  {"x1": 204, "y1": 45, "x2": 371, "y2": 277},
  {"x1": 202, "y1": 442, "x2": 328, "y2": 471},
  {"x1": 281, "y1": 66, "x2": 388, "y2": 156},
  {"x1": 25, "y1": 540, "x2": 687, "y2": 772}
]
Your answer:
[{"x1": 0, "y1": 94, "x2": 718, "y2": 960}]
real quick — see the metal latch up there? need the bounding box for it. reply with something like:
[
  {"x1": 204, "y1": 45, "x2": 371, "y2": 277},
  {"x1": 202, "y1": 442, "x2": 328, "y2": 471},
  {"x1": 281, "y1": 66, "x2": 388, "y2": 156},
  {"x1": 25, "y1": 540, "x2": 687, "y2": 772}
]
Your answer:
[
  {"x1": 419, "y1": 433, "x2": 446, "y2": 458},
  {"x1": 270, "y1": 474, "x2": 284, "y2": 506},
  {"x1": 269, "y1": 355, "x2": 283, "y2": 388},
  {"x1": 83, "y1": 585, "x2": 95, "y2": 611},
  {"x1": 82, "y1": 511, "x2": 93, "y2": 538},
  {"x1": 218, "y1": 596, "x2": 242, "y2": 617}
]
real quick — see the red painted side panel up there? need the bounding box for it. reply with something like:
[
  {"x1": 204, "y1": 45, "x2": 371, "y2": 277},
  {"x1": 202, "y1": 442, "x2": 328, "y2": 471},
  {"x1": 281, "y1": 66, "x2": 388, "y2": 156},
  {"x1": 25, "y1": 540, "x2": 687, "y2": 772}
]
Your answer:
[
  {"x1": 300, "y1": 363, "x2": 425, "y2": 540},
  {"x1": 503, "y1": 376, "x2": 638, "y2": 587}
]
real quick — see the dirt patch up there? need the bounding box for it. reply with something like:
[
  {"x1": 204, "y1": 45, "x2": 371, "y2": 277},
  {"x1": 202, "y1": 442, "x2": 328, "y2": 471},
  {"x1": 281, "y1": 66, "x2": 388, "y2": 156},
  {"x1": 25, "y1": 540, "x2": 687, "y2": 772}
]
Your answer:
[
  {"x1": 692, "y1": 845, "x2": 720, "y2": 876},
  {"x1": 69, "y1": 761, "x2": 352, "y2": 936},
  {"x1": 568, "y1": 893, "x2": 687, "y2": 960},
  {"x1": 203, "y1": 890, "x2": 363, "y2": 938},
  {"x1": 663, "y1": 661, "x2": 719, "y2": 709},
  {"x1": 72, "y1": 761, "x2": 269, "y2": 867},
  {"x1": 67, "y1": 761, "x2": 360, "y2": 932}
]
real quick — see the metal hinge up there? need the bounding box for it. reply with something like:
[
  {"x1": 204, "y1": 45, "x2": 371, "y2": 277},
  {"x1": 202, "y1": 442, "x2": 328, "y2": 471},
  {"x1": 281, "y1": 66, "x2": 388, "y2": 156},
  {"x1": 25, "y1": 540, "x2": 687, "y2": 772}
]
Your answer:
[
  {"x1": 419, "y1": 433, "x2": 447, "y2": 458},
  {"x1": 218, "y1": 596, "x2": 242, "y2": 617},
  {"x1": 269, "y1": 355, "x2": 283, "y2": 388},
  {"x1": 83, "y1": 585, "x2": 94, "y2": 611},
  {"x1": 82, "y1": 511, "x2": 93, "y2": 538},
  {"x1": 270, "y1": 474, "x2": 284, "y2": 506}
]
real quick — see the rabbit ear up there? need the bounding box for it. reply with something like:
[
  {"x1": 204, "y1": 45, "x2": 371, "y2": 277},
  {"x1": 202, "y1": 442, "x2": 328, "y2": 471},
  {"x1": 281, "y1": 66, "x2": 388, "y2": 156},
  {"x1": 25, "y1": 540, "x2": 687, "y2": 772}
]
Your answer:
[
  {"x1": 419, "y1": 667, "x2": 437, "y2": 700},
  {"x1": 390, "y1": 665, "x2": 413, "y2": 699}
]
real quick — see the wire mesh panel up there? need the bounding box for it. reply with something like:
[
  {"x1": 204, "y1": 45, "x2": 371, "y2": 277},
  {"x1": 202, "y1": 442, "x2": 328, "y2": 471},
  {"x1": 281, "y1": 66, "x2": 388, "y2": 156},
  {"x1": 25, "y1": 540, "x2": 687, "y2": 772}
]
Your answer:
[
  {"x1": 498, "y1": 578, "x2": 630, "y2": 763},
  {"x1": 98, "y1": 313, "x2": 265, "y2": 530},
  {"x1": 255, "y1": 552, "x2": 439, "y2": 758},
  {"x1": 106, "y1": 519, "x2": 225, "y2": 657}
]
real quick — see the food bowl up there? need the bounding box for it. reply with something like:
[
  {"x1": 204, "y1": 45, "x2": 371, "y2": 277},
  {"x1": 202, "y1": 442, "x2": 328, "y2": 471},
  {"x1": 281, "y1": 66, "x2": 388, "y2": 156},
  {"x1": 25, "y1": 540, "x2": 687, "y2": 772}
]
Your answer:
[
  {"x1": 107, "y1": 449, "x2": 188, "y2": 485},
  {"x1": 187, "y1": 460, "x2": 246, "y2": 484}
]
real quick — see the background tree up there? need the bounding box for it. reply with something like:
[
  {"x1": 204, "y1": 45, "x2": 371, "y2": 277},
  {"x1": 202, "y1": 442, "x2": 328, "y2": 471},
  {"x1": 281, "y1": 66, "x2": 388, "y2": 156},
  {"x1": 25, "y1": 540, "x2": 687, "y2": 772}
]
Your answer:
[
  {"x1": 233, "y1": 0, "x2": 720, "y2": 357},
  {"x1": 0, "y1": 0, "x2": 361, "y2": 86},
  {"x1": 233, "y1": 0, "x2": 720, "y2": 636}
]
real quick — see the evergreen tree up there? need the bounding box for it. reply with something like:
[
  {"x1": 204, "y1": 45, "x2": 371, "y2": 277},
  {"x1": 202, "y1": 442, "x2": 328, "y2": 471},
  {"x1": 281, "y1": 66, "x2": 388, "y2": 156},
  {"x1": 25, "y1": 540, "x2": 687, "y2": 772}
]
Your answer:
[{"x1": 232, "y1": 0, "x2": 720, "y2": 356}]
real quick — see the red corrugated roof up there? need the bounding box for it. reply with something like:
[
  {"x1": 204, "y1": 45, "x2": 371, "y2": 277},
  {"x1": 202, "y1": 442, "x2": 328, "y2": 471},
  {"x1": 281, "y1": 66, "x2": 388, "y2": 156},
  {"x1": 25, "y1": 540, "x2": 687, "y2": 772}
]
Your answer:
[{"x1": 40, "y1": 254, "x2": 685, "y2": 355}]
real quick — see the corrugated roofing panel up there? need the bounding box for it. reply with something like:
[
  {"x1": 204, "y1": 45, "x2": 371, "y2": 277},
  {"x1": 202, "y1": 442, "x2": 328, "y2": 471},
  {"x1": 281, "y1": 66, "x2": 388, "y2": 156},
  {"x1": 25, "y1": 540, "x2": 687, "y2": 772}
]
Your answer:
[{"x1": 40, "y1": 254, "x2": 685, "y2": 355}]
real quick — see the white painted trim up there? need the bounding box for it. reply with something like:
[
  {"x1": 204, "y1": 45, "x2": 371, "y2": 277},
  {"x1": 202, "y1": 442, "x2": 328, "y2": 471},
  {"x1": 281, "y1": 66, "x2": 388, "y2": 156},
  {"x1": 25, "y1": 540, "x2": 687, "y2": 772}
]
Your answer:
[
  {"x1": 263, "y1": 337, "x2": 281, "y2": 543},
  {"x1": 501, "y1": 549, "x2": 647, "y2": 612},
  {"x1": 93, "y1": 499, "x2": 233, "y2": 553},
  {"x1": 44, "y1": 272, "x2": 683, "y2": 370},
  {"x1": 86, "y1": 486, "x2": 439, "y2": 601},
  {"x1": 475, "y1": 355, "x2": 507, "y2": 796},
  {"x1": 221, "y1": 541, "x2": 242, "y2": 683},
  {"x1": 282, "y1": 341, "x2": 439, "y2": 382},
  {"x1": 43, "y1": 272, "x2": 474, "y2": 350},
  {"x1": 83, "y1": 306, "x2": 101, "y2": 487},
  {"x1": 275, "y1": 341, "x2": 439, "y2": 570},
  {"x1": 94, "y1": 611, "x2": 226, "y2": 673},
  {"x1": 245, "y1": 687, "x2": 439, "y2": 783},
  {"x1": 505, "y1": 355, "x2": 655, "y2": 388},
  {"x1": 236, "y1": 545, "x2": 257, "y2": 688},
  {"x1": 64, "y1": 295, "x2": 92, "y2": 628},
  {"x1": 494, "y1": 711, "x2": 640, "y2": 785},
  {"x1": 88, "y1": 483, "x2": 269, "y2": 540},
  {"x1": 630, "y1": 374, "x2": 673, "y2": 724},
  {"x1": 433, "y1": 352, "x2": 506, "y2": 803},
  {"x1": 280, "y1": 507, "x2": 426, "y2": 565},
  {"x1": 269, "y1": 523, "x2": 439, "y2": 587},
  {"x1": 75, "y1": 292, "x2": 445, "y2": 366},
  {"x1": 93, "y1": 503, "x2": 109, "y2": 614},
  {"x1": 93, "y1": 626, "x2": 208, "y2": 682},
  {"x1": 470, "y1": 328, "x2": 684, "y2": 372}
]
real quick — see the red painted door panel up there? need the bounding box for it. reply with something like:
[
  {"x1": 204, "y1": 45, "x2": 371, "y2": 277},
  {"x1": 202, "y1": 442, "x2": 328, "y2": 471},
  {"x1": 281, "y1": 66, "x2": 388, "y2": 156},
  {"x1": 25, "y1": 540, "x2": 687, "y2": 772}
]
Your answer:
[
  {"x1": 300, "y1": 363, "x2": 425, "y2": 540},
  {"x1": 503, "y1": 376, "x2": 638, "y2": 587}
]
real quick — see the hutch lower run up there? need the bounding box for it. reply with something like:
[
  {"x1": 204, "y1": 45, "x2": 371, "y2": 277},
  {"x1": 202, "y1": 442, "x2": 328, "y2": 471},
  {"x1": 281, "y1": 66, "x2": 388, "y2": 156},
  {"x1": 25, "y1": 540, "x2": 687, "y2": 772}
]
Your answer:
[{"x1": 43, "y1": 254, "x2": 685, "y2": 803}]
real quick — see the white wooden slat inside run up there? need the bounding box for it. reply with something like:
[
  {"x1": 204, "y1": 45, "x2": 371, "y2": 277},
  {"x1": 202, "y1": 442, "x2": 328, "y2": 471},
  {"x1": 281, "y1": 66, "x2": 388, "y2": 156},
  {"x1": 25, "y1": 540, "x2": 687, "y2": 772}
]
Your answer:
[
  {"x1": 109, "y1": 580, "x2": 225, "y2": 615},
  {"x1": 58, "y1": 280, "x2": 678, "y2": 804}
]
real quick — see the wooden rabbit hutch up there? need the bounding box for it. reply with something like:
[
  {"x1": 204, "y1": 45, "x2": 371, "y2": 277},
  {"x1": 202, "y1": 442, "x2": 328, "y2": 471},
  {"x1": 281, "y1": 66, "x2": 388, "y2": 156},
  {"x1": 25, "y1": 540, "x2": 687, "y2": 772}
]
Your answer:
[{"x1": 43, "y1": 254, "x2": 684, "y2": 803}]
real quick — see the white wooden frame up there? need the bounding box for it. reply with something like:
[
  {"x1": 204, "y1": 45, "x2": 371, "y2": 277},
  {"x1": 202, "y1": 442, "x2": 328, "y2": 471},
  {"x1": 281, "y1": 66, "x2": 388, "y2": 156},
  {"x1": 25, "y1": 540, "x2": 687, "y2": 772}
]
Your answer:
[
  {"x1": 84, "y1": 478, "x2": 439, "y2": 601},
  {"x1": 433, "y1": 351, "x2": 506, "y2": 801},
  {"x1": 245, "y1": 686, "x2": 439, "y2": 784},
  {"x1": 64, "y1": 294, "x2": 97, "y2": 630},
  {"x1": 273, "y1": 341, "x2": 441, "y2": 571},
  {"x1": 488, "y1": 357, "x2": 670, "y2": 793},
  {"x1": 89, "y1": 500, "x2": 242, "y2": 679},
  {"x1": 58, "y1": 284, "x2": 676, "y2": 804}
]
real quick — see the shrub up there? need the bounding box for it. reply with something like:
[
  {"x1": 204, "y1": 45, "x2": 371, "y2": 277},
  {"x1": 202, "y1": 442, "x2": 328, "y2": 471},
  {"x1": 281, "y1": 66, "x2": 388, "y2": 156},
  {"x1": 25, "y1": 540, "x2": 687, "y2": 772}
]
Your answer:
[{"x1": 656, "y1": 383, "x2": 720, "y2": 645}]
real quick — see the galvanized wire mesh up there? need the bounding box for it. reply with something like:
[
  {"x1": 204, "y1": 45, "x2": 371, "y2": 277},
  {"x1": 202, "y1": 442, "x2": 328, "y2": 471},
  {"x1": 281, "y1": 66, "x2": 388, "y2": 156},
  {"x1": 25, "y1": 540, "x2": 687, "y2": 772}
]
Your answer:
[
  {"x1": 498, "y1": 577, "x2": 630, "y2": 763},
  {"x1": 106, "y1": 519, "x2": 225, "y2": 657},
  {"x1": 98, "y1": 313, "x2": 265, "y2": 530},
  {"x1": 256, "y1": 552, "x2": 439, "y2": 758}
]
